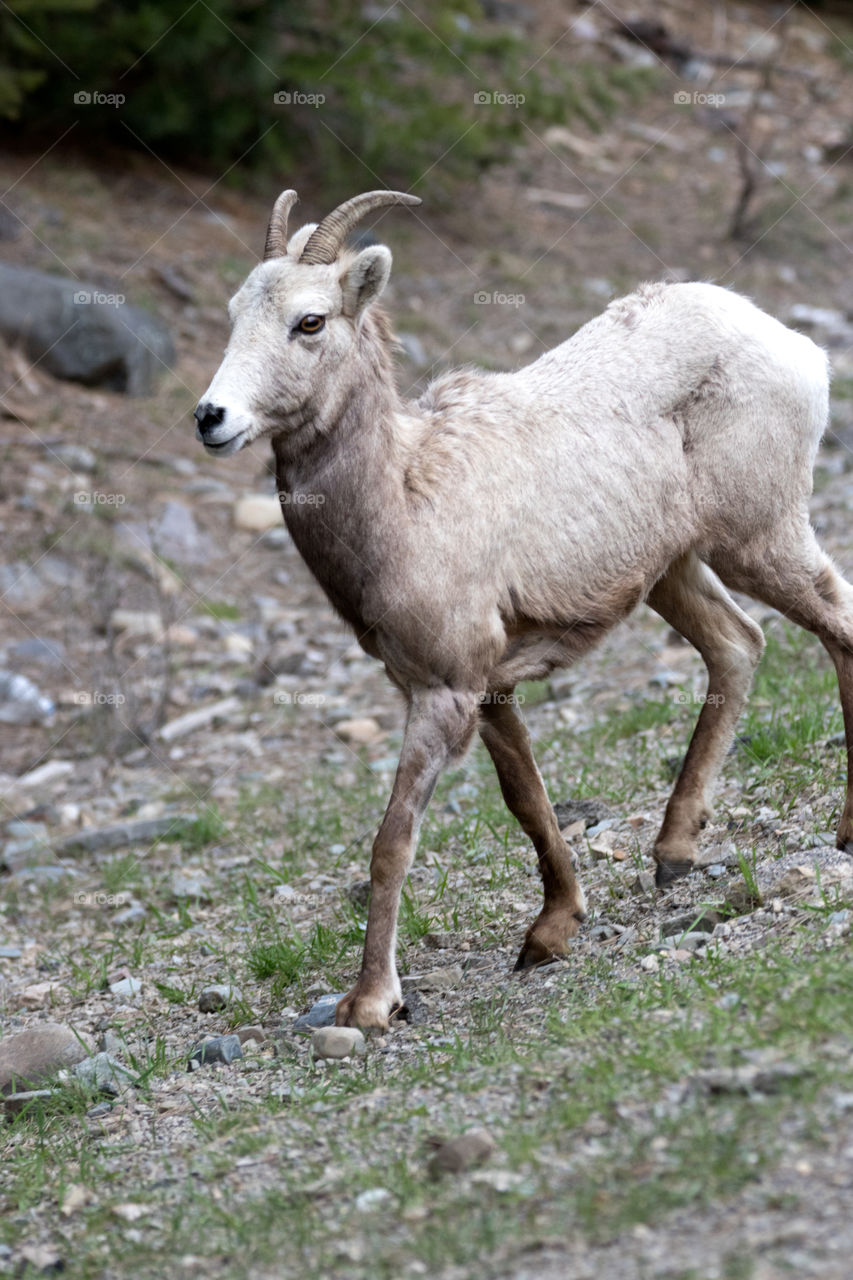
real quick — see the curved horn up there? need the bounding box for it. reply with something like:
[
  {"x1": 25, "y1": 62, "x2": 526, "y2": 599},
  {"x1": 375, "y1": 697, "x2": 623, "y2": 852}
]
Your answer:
[
  {"x1": 299, "y1": 190, "x2": 421, "y2": 265},
  {"x1": 264, "y1": 189, "x2": 298, "y2": 260}
]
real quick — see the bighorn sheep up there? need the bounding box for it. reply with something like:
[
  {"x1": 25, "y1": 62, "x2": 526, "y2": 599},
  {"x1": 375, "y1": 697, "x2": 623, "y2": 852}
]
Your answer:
[{"x1": 196, "y1": 188, "x2": 847, "y2": 1030}]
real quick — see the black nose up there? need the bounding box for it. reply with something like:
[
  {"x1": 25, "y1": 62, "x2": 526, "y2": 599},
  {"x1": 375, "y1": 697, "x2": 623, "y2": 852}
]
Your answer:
[{"x1": 194, "y1": 403, "x2": 225, "y2": 436}]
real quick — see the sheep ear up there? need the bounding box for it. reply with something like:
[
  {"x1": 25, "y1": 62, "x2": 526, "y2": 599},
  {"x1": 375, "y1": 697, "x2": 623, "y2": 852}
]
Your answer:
[{"x1": 339, "y1": 245, "x2": 392, "y2": 319}]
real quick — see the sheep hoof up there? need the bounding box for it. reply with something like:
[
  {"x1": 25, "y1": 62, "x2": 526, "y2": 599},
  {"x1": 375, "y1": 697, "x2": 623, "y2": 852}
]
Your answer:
[{"x1": 654, "y1": 859, "x2": 695, "y2": 888}]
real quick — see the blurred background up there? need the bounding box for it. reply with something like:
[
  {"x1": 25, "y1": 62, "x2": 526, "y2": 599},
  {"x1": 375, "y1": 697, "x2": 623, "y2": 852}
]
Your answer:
[{"x1": 2, "y1": 0, "x2": 853, "y2": 887}]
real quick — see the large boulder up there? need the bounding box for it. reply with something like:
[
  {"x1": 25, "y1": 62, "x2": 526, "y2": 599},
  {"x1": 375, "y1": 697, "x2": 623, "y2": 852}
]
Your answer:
[{"x1": 0, "y1": 263, "x2": 174, "y2": 394}]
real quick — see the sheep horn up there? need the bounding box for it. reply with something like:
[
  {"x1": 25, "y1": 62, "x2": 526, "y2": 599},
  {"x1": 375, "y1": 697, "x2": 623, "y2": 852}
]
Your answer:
[
  {"x1": 264, "y1": 189, "x2": 298, "y2": 260},
  {"x1": 299, "y1": 190, "x2": 421, "y2": 265}
]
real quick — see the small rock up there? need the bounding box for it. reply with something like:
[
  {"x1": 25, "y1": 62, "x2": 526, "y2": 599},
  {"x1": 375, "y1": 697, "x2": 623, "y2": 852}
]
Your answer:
[
  {"x1": 400, "y1": 965, "x2": 463, "y2": 994},
  {"x1": 73, "y1": 1052, "x2": 136, "y2": 1097},
  {"x1": 189, "y1": 1035, "x2": 243, "y2": 1067},
  {"x1": 631, "y1": 871, "x2": 655, "y2": 895},
  {"x1": 112, "y1": 902, "x2": 146, "y2": 927},
  {"x1": 109, "y1": 609, "x2": 164, "y2": 640},
  {"x1": 53, "y1": 442, "x2": 97, "y2": 472},
  {"x1": 589, "y1": 832, "x2": 617, "y2": 859},
  {"x1": 19, "y1": 981, "x2": 66, "y2": 1008},
  {"x1": 4, "y1": 1089, "x2": 57, "y2": 1116},
  {"x1": 662, "y1": 910, "x2": 720, "y2": 937},
  {"x1": 198, "y1": 984, "x2": 241, "y2": 1013},
  {"x1": 234, "y1": 494, "x2": 282, "y2": 532},
  {"x1": 109, "y1": 976, "x2": 142, "y2": 999},
  {"x1": 429, "y1": 1127, "x2": 496, "y2": 1175},
  {"x1": 586, "y1": 819, "x2": 615, "y2": 837},
  {"x1": 0, "y1": 669, "x2": 54, "y2": 724},
  {"x1": 659, "y1": 931, "x2": 708, "y2": 952},
  {"x1": 0, "y1": 1022, "x2": 92, "y2": 1093},
  {"x1": 640, "y1": 954, "x2": 660, "y2": 972},
  {"x1": 354, "y1": 1187, "x2": 393, "y2": 1211},
  {"x1": 312, "y1": 1026, "x2": 366, "y2": 1060},
  {"x1": 8, "y1": 637, "x2": 66, "y2": 668},
  {"x1": 695, "y1": 1060, "x2": 807, "y2": 1095},
  {"x1": 237, "y1": 1025, "x2": 266, "y2": 1045},
  {"x1": 335, "y1": 717, "x2": 383, "y2": 745},
  {"x1": 56, "y1": 815, "x2": 188, "y2": 855},
  {"x1": 170, "y1": 870, "x2": 211, "y2": 903},
  {"x1": 705, "y1": 863, "x2": 726, "y2": 879},
  {"x1": 15, "y1": 759, "x2": 74, "y2": 789},
  {"x1": 17, "y1": 1243, "x2": 63, "y2": 1273},
  {"x1": 293, "y1": 993, "x2": 346, "y2": 1032},
  {"x1": 60, "y1": 1184, "x2": 91, "y2": 1216},
  {"x1": 11, "y1": 864, "x2": 77, "y2": 885},
  {"x1": 553, "y1": 799, "x2": 613, "y2": 830},
  {"x1": 0, "y1": 945, "x2": 22, "y2": 958}
]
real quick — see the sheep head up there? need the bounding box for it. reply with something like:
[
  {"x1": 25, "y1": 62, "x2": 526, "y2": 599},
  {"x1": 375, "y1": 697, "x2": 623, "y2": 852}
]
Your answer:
[{"x1": 194, "y1": 188, "x2": 421, "y2": 456}]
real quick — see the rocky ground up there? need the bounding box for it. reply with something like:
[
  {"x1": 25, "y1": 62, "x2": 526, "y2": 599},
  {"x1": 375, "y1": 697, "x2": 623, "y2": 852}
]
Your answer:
[{"x1": 3, "y1": 0, "x2": 853, "y2": 1276}]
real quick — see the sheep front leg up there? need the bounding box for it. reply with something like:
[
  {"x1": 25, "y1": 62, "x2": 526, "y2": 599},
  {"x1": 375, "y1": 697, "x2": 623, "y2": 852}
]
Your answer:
[{"x1": 336, "y1": 687, "x2": 479, "y2": 1030}]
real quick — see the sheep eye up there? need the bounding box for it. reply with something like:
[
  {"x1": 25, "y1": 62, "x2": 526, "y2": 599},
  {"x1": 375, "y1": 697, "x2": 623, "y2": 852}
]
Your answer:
[{"x1": 297, "y1": 314, "x2": 325, "y2": 334}]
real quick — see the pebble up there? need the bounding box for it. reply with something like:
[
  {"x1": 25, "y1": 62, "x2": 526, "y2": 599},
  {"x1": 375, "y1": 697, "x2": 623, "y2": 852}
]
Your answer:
[
  {"x1": 0, "y1": 945, "x2": 22, "y2": 958},
  {"x1": 198, "y1": 984, "x2": 242, "y2": 1013},
  {"x1": 109, "y1": 977, "x2": 142, "y2": 999},
  {"x1": 400, "y1": 965, "x2": 463, "y2": 993},
  {"x1": 170, "y1": 870, "x2": 212, "y2": 903},
  {"x1": 705, "y1": 863, "x2": 726, "y2": 878},
  {"x1": 659, "y1": 931, "x2": 708, "y2": 952},
  {"x1": 236, "y1": 1025, "x2": 266, "y2": 1045},
  {"x1": 552, "y1": 799, "x2": 613, "y2": 829},
  {"x1": 19, "y1": 981, "x2": 66, "y2": 1008},
  {"x1": 0, "y1": 669, "x2": 54, "y2": 724},
  {"x1": 640, "y1": 954, "x2": 660, "y2": 972},
  {"x1": 335, "y1": 717, "x2": 383, "y2": 744},
  {"x1": 429, "y1": 1127, "x2": 496, "y2": 1175},
  {"x1": 3, "y1": 1089, "x2": 57, "y2": 1116},
  {"x1": 0, "y1": 1022, "x2": 92, "y2": 1092},
  {"x1": 293, "y1": 993, "x2": 345, "y2": 1031},
  {"x1": 73, "y1": 1052, "x2": 136, "y2": 1097},
  {"x1": 311, "y1": 1027, "x2": 366, "y2": 1060},
  {"x1": 354, "y1": 1187, "x2": 393, "y2": 1211},
  {"x1": 631, "y1": 871, "x2": 655, "y2": 895},
  {"x1": 189, "y1": 1035, "x2": 243, "y2": 1067},
  {"x1": 233, "y1": 494, "x2": 282, "y2": 532}
]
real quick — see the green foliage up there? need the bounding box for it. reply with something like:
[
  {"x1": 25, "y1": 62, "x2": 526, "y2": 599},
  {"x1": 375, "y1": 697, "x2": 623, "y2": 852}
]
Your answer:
[{"x1": 2, "y1": 0, "x2": 657, "y2": 188}]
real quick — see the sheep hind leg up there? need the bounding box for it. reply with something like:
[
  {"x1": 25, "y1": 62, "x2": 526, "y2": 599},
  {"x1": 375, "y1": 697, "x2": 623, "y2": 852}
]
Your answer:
[
  {"x1": 711, "y1": 528, "x2": 853, "y2": 853},
  {"x1": 478, "y1": 695, "x2": 586, "y2": 969},
  {"x1": 647, "y1": 552, "x2": 765, "y2": 887}
]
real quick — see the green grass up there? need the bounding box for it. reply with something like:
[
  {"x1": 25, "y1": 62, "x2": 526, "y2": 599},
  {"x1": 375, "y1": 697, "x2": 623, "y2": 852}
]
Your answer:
[
  {"x1": 6, "y1": 930, "x2": 851, "y2": 1278},
  {"x1": 198, "y1": 600, "x2": 242, "y2": 621}
]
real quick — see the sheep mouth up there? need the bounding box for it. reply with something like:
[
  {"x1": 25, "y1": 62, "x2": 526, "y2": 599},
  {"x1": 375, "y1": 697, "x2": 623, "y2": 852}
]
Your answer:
[{"x1": 203, "y1": 431, "x2": 247, "y2": 457}]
